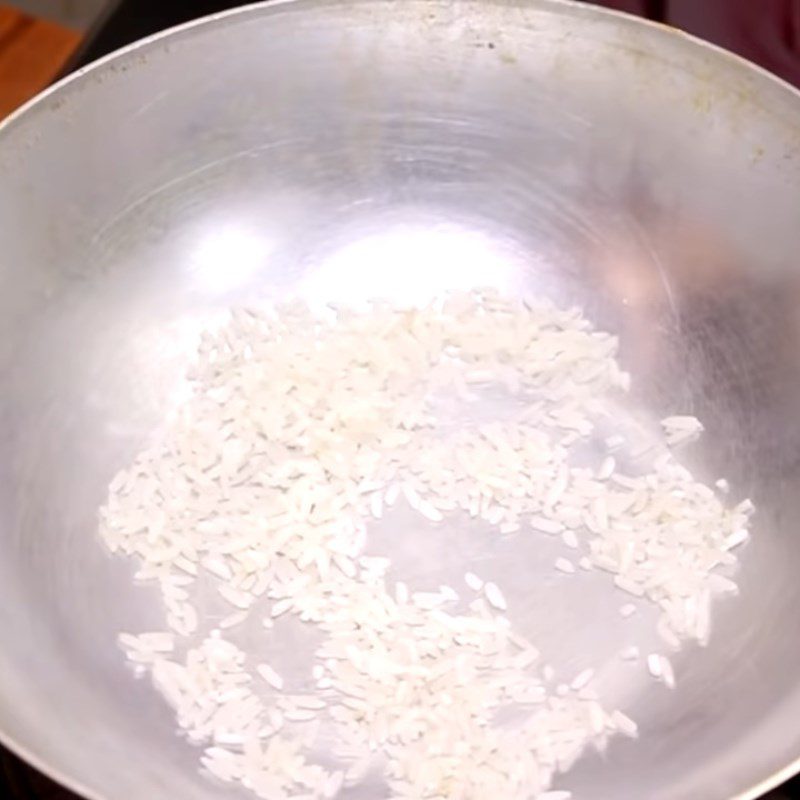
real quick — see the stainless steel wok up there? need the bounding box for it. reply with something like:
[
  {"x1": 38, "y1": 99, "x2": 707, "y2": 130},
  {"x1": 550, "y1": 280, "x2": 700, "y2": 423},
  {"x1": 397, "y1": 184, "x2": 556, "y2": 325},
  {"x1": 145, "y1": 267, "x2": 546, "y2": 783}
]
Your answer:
[{"x1": 1, "y1": 1, "x2": 800, "y2": 798}]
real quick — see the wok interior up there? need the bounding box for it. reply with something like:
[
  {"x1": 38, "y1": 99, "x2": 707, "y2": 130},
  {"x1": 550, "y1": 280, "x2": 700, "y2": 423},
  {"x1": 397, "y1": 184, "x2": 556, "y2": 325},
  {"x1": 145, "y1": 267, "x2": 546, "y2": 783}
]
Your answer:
[{"x1": 1, "y1": 1, "x2": 800, "y2": 798}]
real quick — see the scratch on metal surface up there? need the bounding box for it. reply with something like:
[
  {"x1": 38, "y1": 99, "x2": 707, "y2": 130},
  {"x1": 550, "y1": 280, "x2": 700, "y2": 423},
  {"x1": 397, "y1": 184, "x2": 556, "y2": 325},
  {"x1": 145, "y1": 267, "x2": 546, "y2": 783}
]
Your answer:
[
  {"x1": 129, "y1": 90, "x2": 170, "y2": 120},
  {"x1": 641, "y1": 231, "x2": 680, "y2": 323},
  {"x1": 90, "y1": 140, "x2": 283, "y2": 246}
]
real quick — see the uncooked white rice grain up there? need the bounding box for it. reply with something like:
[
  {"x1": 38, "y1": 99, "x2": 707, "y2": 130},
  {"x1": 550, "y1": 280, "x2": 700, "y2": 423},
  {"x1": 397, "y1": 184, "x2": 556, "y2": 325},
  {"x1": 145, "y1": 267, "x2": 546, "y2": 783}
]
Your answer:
[
  {"x1": 181, "y1": 604, "x2": 199, "y2": 633},
  {"x1": 597, "y1": 456, "x2": 616, "y2": 480},
  {"x1": 610, "y1": 709, "x2": 639, "y2": 738},
  {"x1": 613, "y1": 575, "x2": 646, "y2": 597},
  {"x1": 604, "y1": 434, "x2": 625, "y2": 451},
  {"x1": 220, "y1": 612, "x2": 248, "y2": 630},
  {"x1": 499, "y1": 521, "x2": 520, "y2": 534},
  {"x1": 696, "y1": 591, "x2": 712, "y2": 645},
  {"x1": 662, "y1": 414, "x2": 704, "y2": 445},
  {"x1": 201, "y1": 755, "x2": 236, "y2": 783},
  {"x1": 202, "y1": 557, "x2": 232, "y2": 581},
  {"x1": 401, "y1": 483, "x2": 421, "y2": 510},
  {"x1": 530, "y1": 515, "x2": 565, "y2": 535},
  {"x1": 570, "y1": 668, "x2": 595, "y2": 691},
  {"x1": 709, "y1": 574, "x2": 739, "y2": 595},
  {"x1": 417, "y1": 499, "x2": 444, "y2": 523},
  {"x1": 647, "y1": 653, "x2": 663, "y2": 680},
  {"x1": 369, "y1": 492, "x2": 384, "y2": 519},
  {"x1": 256, "y1": 664, "x2": 284, "y2": 691},
  {"x1": 561, "y1": 529, "x2": 579, "y2": 549},
  {"x1": 322, "y1": 770, "x2": 345, "y2": 798},
  {"x1": 555, "y1": 557, "x2": 576, "y2": 574},
  {"x1": 657, "y1": 618, "x2": 682, "y2": 650},
  {"x1": 117, "y1": 633, "x2": 143, "y2": 652},
  {"x1": 284, "y1": 709, "x2": 318, "y2": 723},
  {"x1": 483, "y1": 582, "x2": 507, "y2": 611},
  {"x1": 724, "y1": 529, "x2": 749, "y2": 551},
  {"x1": 394, "y1": 581, "x2": 409, "y2": 604},
  {"x1": 270, "y1": 598, "x2": 293, "y2": 618},
  {"x1": 384, "y1": 483, "x2": 401, "y2": 507},
  {"x1": 737, "y1": 497, "x2": 755, "y2": 515},
  {"x1": 439, "y1": 584, "x2": 459, "y2": 603},
  {"x1": 218, "y1": 585, "x2": 253, "y2": 610},
  {"x1": 464, "y1": 571, "x2": 484, "y2": 592}
]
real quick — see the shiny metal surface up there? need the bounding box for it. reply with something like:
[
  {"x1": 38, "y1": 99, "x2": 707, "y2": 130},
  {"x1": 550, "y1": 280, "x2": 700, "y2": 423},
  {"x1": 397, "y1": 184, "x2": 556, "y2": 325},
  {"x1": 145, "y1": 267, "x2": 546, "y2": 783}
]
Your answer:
[{"x1": 1, "y1": 1, "x2": 800, "y2": 798}]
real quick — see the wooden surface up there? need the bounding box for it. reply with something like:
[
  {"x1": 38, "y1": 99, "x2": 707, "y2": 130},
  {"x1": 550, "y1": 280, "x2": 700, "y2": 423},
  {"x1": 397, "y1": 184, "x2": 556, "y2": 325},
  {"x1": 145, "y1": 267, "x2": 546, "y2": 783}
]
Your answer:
[{"x1": 0, "y1": 4, "x2": 81, "y2": 119}]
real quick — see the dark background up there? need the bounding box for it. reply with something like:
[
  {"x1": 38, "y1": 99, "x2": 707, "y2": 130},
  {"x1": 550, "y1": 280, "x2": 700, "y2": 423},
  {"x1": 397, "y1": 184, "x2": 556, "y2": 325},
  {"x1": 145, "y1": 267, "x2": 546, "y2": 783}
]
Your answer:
[{"x1": 4, "y1": 0, "x2": 800, "y2": 798}]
